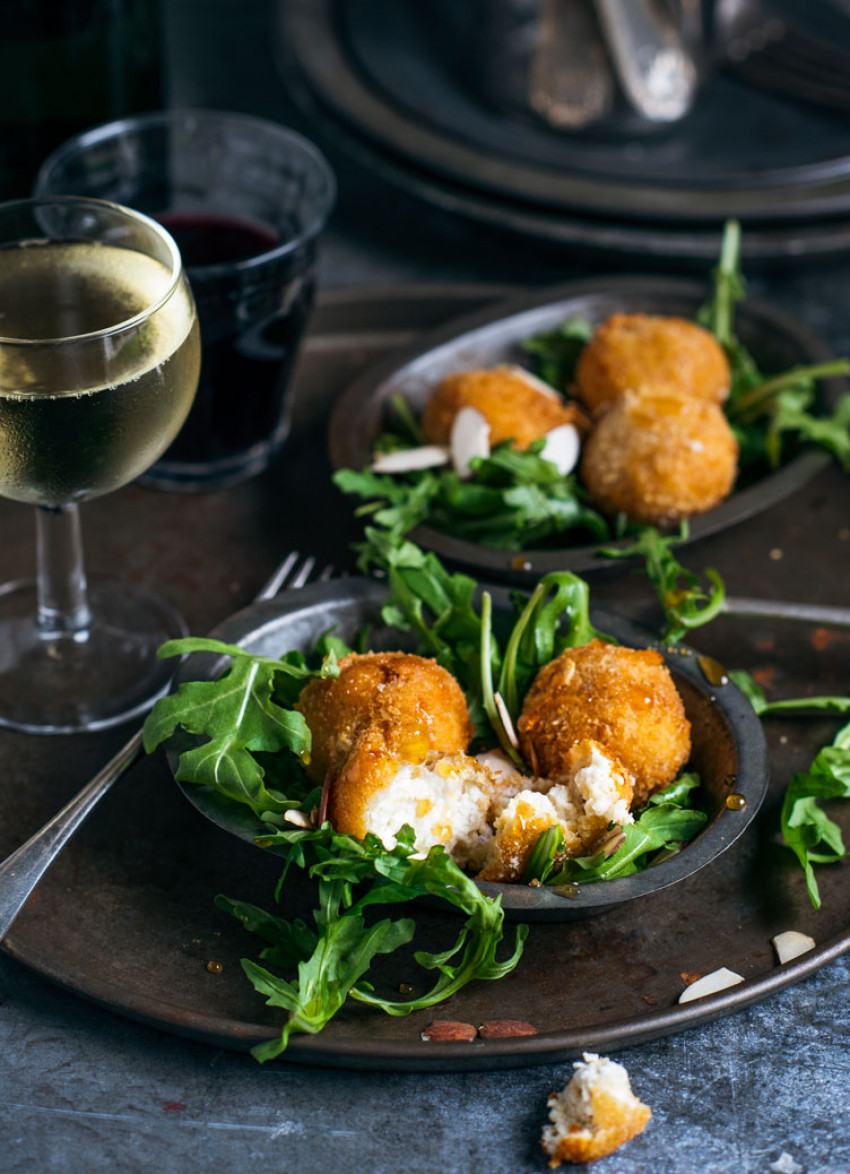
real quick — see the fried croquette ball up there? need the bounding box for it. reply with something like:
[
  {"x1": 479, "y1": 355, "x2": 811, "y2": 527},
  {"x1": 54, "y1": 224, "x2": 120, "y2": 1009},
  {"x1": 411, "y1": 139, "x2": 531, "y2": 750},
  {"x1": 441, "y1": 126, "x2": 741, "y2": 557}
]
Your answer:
[
  {"x1": 580, "y1": 388, "x2": 738, "y2": 525},
  {"x1": 476, "y1": 740, "x2": 634, "y2": 883},
  {"x1": 329, "y1": 742, "x2": 500, "y2": 865},
  {"x1": 295, "y1": 651, "x2": 474, "y2": 786},
  {"x1": 518, "y1": 640, "x2": 691, "y2": 807},
  {"x1": 421, "y1": 365, "x2": 587, "y2": 450},
  {"x1": 541, "y1": 1052, "x2": 652, "y2": 1166},
  {"x1": 575, "y1": 313, "x2": 730, "y2": 414}
]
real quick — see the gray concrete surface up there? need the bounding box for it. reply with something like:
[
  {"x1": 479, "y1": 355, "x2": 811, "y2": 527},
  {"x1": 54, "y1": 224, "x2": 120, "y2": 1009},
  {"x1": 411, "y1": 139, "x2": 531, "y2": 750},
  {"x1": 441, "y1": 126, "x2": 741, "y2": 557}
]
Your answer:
[{"x1": 2, "y1": 2, "x2": 850, "y2": 1171}]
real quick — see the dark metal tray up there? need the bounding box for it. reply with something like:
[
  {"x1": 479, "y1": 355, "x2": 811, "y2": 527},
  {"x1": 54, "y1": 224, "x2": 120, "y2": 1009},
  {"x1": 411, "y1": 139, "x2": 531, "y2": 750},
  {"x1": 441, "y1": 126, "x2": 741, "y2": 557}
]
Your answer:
[{"x1": 1, "y1": 286, "x2": 848, "y2": 1072}]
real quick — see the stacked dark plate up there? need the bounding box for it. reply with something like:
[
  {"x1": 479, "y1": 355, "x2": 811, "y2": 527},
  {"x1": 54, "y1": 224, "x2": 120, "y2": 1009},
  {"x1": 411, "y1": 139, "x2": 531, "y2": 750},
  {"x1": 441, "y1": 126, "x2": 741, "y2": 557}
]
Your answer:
[{"x1": 278, "y1": 0, "x2": 850, "y2": 263}]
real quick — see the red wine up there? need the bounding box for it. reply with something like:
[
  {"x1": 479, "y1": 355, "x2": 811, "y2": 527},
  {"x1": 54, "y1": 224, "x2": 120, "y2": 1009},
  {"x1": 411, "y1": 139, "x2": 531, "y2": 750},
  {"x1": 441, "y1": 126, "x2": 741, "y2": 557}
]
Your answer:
[
  {"x1": 147, "y1": 212, "x2": 315, "y2": 483},
  {"x1": 156, "y1": 213, "x2": 279, "y2": 268}
]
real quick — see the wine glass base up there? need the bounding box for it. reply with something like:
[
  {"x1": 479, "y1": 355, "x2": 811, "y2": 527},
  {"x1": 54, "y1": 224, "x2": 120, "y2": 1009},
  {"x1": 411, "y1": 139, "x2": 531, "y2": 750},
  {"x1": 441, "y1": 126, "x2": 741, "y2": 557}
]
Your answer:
[{"x1": 0, "y1": 577, "x2": 188, "y2": 734}]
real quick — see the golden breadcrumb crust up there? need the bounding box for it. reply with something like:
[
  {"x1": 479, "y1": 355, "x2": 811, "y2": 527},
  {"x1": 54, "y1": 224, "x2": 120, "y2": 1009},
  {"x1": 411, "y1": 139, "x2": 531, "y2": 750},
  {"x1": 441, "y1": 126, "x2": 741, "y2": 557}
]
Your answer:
[
  {"x1": 543, "y1": 1088, "x2": 652, "y2": 1166},
  {"x1": 575, "y1": 312, "x2": 730, "y2": 414},
  {"x1": 518, "y1": 640, "x2": 690, "y2": 807},
  {"x1": 580, "y1": 388, "x2": 738, "y2": 525},
  {"x1": 295, "y1": 651, "x2": 474, "y2": 838},
  {"x1": 421, "y1": 367, "x2": 588, "y2": 450}
]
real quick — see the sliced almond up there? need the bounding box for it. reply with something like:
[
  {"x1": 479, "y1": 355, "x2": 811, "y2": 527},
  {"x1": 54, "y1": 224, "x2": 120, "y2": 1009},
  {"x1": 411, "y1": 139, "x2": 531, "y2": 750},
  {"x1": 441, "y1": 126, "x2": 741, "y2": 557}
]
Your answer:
[
  {"x1": 283, "y1": 809, "x2": 313, "y2": 829},
  {"x1": 501, "y1": 364, "x2": 560, "y2": 399},
  {"x1": 371, "y1": 445, "x2": 449, "y2": 474},
  {"x1": 539, "y1": 423, "x2": 580, "y2": 475},
  {"x1": 493, "y1": 691, "x2": 520, "y2": 749},
  {"x1": 450, "y1": 406, "x2": 490, "y2": 478},
  {"x1": 772, "y1": 930, "x2": 816, "y2": 964},
  {"x1": 678, "y1": 966, "x2": 744, "y2": 1003}
]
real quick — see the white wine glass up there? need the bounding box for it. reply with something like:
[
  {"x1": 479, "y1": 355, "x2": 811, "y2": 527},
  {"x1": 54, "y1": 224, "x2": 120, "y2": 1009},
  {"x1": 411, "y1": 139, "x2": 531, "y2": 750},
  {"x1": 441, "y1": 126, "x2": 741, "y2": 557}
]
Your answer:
[{"x1": 0, "y1": 196, "x2": 200, "y2": 733}]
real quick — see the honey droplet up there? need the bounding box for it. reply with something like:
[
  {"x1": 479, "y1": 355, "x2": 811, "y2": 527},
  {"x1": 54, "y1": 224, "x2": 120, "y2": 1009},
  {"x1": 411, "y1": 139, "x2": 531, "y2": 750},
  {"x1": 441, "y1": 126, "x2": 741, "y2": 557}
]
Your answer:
[
  {"x1": 552, "y1": 882, "x2": 580, "y2": 899},
  {"x1": 206, "y1": 960, "x2": 224, "y2": 974},
  {"x1": 723, "y1": 773, "x2": 738, "y2": 788},
  {"x1": 698, "y1": 655, "x2": 729, "y2": 687},
  {"x1": 726, "y1": 793, "x2": 747, "y2": 811},
  {"x1": 398, "y1": 982, "x2": 415, "y2": 995},
  {"x1": 510, "y1": 556, "x2": 533, "y2": 572}
]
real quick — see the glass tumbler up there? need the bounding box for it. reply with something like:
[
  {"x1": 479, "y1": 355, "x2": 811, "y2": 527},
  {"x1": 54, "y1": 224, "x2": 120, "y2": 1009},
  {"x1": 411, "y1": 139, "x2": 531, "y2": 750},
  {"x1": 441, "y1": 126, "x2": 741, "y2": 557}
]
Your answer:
[{"x1": 36, "y1": 109, "x2": 336, "y2": 489}]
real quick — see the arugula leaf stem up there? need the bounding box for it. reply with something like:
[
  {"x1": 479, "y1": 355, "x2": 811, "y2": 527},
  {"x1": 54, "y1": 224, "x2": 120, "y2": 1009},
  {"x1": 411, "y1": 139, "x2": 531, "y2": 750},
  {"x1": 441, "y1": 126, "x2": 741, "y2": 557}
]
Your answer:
[
  {"x1": 480, "y1": 592, "x2": 526, "y2": 770},
  {"x1": 729, "y1": 360, "x2": 850, "y2": 421},
  {"x1": 711, "y1": 218, "x2": 742, "y2": 347}
]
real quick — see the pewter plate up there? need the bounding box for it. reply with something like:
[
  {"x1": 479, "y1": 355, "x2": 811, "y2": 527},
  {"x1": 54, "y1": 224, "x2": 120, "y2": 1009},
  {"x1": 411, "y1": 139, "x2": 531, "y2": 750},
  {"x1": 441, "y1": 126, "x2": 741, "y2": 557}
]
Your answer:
[
  {"x1": 330, "y1": 276, "x2": 846, "y2": 583},
  {"x1": 166, "y1": 579, "x2": 768, "y2": 922}
]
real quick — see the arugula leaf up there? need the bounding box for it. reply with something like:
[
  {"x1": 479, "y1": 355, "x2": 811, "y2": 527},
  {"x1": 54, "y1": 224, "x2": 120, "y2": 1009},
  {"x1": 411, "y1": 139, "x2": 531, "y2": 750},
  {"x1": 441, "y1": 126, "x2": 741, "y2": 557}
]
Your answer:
[
  {"x1": 390, "y1": 392, "x2": 424, "y2": 445},
  {"x1": 335, "y1": 439, "x2": 609, "y2": 553},
  {"x1": 522, "y1": 317, "x2": 592, "y2": 389},
  {"x1": 780, "y1": 720, "x2": 850, "y2": 909},
  {"x1": 522, "y1": 826, "x2": 566, "y2": 885},
  {"x1": 729, "y1": 671, "x2": 850, "y2": 907},
  {"x1": 729, "y1": 670, "x2": 850, "y2": 717},
  {"x1": 220, "y1": 822, "x2": 527, "y2": 1061},
  {"x1": 697, "y1": 219, "x2": 745, "y2": 351},
  {"x1": 333, "y1": 467, "x2": 441, "y2": 537},
  {"x1": 497, "y1": 571, "x2": 611, "y2": 724},
  {"x1": 360, "y1": 532, "x2": 610, "y2": 744},
  {"x1": 143, "y1": 638, "x2": 339, "y2": 817},
  {"x1": 600, "y1": 524, "x2": 725, "y2": 643}
]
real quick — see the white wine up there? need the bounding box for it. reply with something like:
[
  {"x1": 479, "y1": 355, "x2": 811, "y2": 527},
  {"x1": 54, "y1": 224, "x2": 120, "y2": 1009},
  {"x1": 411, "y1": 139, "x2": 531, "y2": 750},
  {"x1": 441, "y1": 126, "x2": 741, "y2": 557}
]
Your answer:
[{"x1": 0, "y1": 239, "x2": 199, "y2": 505}]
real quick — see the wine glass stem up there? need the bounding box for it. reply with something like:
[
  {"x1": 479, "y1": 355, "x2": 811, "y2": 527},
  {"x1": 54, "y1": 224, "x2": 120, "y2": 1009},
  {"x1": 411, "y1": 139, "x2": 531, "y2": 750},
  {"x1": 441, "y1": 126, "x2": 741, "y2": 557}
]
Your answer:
[{"x1": 35, "y1": 504, "x2": 92, "y2": 635}]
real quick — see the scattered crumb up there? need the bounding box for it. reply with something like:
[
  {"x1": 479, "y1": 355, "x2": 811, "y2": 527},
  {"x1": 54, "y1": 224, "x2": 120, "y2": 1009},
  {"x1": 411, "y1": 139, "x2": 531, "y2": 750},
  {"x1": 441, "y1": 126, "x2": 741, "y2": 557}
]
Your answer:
[
  {"x1": 812, "y1": 627, "x2": 847, "y2": 651},
  {"x1": 780, "y1": 735, "x2": 788, "y2": 745},
  {"x1": 752, "y1": 667, "x2": 776, "y2": 688},
  {"x1": 642, "y1": 994, "x2": 658, "y2": 1007},
  {"x1": 541, "y1": 1053, "x2": 651, "y2": 1166},
  {"x1": 839, "y1": 528, "x2": 850, "y2": 541},
  {"x1": 754, "y1": 638, "x2": 776, "y2": 652},
  {"x1": 769, "y1": 548, "x2": 783, "y2": 561},
  {"x1": 771, "y1": 1152, "x2": 803, "y2": 1174},
  {"x1": 680, "y1": 971, "x2": 702, "y2": 986}
]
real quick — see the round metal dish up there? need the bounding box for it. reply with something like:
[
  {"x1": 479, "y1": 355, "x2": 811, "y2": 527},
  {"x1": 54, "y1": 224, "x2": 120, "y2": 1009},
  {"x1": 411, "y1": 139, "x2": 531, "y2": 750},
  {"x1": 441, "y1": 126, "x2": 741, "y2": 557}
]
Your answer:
[
  {"x1": 329, "y1": 276, "x2": 845, "y2": 583},
  {"x1": 166, "y1": 578, "x2": 768, "y2": 923}
]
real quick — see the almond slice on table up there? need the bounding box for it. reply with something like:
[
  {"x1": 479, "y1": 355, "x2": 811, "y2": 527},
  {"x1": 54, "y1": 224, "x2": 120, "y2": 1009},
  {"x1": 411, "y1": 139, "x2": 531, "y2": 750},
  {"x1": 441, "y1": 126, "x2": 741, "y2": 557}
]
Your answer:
[
  {"x1": 539, "y1": 424, "x2": 580, "y2": 475},
  {"x1": 450, "y1": 406, "x2": 490, "y2": 478},
  {"x1": 678, "y1": 966, "x2": 744, "y2": 1003},
  {"x1": 371, "y1": 445, "x2": 449, "y2": 473},
  {"x1": 772, "y1": 931, "x2": 816, "y2": 964}
]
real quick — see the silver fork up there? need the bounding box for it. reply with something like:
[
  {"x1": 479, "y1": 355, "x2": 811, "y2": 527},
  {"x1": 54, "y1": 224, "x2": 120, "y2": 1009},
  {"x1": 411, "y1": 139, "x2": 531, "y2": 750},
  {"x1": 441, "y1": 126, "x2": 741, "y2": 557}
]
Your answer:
[
  {"x1": 723, "y1": 596, "x2": 850, "y2": 630},
  {"x1": 0, "y1": 552, "x2": 331, "y2": 942}
]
